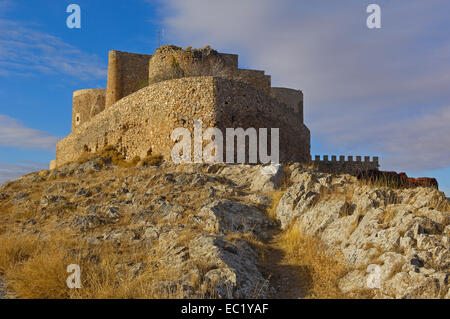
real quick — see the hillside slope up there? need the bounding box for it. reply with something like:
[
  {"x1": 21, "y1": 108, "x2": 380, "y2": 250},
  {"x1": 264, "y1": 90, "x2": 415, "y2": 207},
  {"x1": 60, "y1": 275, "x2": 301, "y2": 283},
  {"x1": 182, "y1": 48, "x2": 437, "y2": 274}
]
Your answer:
[{"x1": 0, "y1": 154, "x2": 448, "y2": 299}]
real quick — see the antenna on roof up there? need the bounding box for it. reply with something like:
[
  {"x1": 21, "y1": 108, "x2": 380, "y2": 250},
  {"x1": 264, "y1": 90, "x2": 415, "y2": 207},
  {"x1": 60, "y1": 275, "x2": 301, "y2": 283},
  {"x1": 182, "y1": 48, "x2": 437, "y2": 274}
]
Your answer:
[{"x1": 157, "y1": 28, "x2": 166, "y2": 47}]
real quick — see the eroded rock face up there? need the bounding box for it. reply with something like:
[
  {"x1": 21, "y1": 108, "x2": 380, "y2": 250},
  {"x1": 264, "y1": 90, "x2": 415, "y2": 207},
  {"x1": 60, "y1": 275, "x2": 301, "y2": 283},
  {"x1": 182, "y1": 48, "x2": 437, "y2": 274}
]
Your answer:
[
  {"x1": 276, "y1": 167, "x2": 450, "y2": 298},
  {"x1": 0, "y1": 159, "x2": 448, "y2": 299}
]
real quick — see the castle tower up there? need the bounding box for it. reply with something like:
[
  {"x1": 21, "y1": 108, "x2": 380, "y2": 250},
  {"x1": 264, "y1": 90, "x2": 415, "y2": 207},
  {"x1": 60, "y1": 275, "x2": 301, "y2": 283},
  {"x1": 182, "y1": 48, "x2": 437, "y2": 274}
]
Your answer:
[
  {"x1": 147, "y1": 45, "x2": 271, "y2": 94},
  {"x1": 71, "y1": 89, "x2": 106, "y2": 132},
  {"x1": 271, "y1": 88, "x2": 304, "y2": 123},
  {"x1": 105, "y1": 50, "x2": 153, "y2": 108}
]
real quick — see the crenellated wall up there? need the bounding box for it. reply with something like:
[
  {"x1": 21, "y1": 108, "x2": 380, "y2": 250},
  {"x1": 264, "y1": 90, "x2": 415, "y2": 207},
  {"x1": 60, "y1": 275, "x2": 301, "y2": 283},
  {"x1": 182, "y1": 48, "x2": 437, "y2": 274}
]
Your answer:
[{"x1": 312, "y1": 155, "x2": 379, "y2": 175}]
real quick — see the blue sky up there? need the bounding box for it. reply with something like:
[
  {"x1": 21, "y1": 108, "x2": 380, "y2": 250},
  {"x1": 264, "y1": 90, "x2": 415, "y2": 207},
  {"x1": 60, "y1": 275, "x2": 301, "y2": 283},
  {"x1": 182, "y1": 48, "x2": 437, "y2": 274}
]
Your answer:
[{"x1": 0, "y1": 0, "x2": 449, "y2": 195}]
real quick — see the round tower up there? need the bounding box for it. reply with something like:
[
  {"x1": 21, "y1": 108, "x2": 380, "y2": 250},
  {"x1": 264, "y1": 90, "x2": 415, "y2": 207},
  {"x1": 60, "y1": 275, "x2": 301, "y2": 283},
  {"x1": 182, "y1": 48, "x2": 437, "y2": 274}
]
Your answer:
[
  {"x1": 72, "y1": 89, "x2": 106, "y2": 132},
  {"x1": 148, "y1": 45, "x2": 236, "y2": 85}
]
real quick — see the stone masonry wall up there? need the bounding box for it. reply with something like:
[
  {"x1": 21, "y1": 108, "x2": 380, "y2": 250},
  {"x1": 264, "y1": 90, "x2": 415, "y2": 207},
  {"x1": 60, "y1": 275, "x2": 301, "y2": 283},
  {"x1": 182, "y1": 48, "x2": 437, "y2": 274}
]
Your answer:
[
  {"x1": 58, "y1": 77, "x2": 217, "y2": 166},
  {"x1": 312, "y1": 155, "x2": 379, "y2": 175},
  {"x1": 213, "y1": 77, "x2": 310, "y2": 163},
  {"x1": 72, "y1": 89, "x2": 106, "y2": 132},
  {"x1": 56, "y1": 77, "x2": 310, "y2": 167},
  {"x1": 148, "y1": 45, "x2": 271, "y2": 95},
  {"x1": 105, "y1": 50, "x2": 152, "y2": 108},
  {"x1": 270, "y1": 87, "x2": 303, "y2": 123},
  {"x1": 234, "y1": 69, "x2": 271, "y2": 95}
]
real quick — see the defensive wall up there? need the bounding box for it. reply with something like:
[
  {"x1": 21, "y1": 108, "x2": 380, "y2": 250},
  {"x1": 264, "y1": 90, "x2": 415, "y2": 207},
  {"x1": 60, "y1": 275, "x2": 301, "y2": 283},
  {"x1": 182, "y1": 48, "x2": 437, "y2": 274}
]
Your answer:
[
  {"x1": 270, "y1": 87, "x2": 303, "y2": 123},
  {"x1": 72, "y1": 89, "x2": 106, "y2": 132},
  {"x1": 56, "y1": 77, "x2": 310, "y2": 167},
  {"x1": 52, "y1": 45, "x2": 379, "y2": 173},
  {"x1": 311, "y1": 155, "x2": 380, "y2": 175},
  {"x1": 105, "y1": 51, "x2": 152, "y2": 108}
]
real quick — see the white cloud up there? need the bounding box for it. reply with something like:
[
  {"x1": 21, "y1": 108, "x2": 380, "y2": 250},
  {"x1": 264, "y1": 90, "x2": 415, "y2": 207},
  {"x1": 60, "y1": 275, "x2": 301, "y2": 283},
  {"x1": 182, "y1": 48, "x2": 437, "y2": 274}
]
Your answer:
[
  {"x1": 0, "y1": 161, "x2": 48, "y2": 185},
  {"x1": 157, "y1": 0, "x2": 450, "y2": 173},
  {"x1": 0, "y1": 114, "x2": 59, "y2": 150},
  {"x1": 0, "y1": 18, "x2": 106, "y2": 79}
]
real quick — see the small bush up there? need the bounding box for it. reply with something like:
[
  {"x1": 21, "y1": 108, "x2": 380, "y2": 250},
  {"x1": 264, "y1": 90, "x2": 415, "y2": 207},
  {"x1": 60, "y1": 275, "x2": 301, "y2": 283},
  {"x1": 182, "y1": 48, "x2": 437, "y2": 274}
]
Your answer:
[
  {"x1": 139, "y1": 154, "x2": 163, "y2": 167},
  {"x1": 76, "y1": 146, "x2": 143, "y2": 168}
]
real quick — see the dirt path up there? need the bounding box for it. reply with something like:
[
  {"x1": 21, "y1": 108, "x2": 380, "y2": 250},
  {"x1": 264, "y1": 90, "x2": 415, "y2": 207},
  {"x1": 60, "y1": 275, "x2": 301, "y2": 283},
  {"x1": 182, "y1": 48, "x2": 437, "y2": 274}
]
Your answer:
[{"x1": 258, "y1": 235, "x2": 306, "y2": 299}]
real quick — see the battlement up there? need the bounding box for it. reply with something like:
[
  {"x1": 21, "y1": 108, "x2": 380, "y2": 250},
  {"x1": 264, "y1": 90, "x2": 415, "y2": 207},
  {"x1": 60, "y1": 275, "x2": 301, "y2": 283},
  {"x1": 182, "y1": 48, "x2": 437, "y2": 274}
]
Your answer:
[{"x1": 311, "y1": 155, "x2": 380, "y2": 175}]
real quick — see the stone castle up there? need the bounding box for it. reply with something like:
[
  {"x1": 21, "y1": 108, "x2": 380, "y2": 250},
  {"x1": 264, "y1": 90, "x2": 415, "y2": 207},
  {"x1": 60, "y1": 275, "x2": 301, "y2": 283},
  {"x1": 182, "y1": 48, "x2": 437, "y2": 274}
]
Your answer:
[{"x1": 51, "y1": 45, "x2": 379, "y2": 174}]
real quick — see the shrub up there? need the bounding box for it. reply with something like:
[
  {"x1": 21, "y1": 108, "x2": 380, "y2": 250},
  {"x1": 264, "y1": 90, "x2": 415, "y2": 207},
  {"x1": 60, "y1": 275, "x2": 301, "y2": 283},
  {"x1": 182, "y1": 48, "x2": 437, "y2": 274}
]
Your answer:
[
  {"x1": 76, "y1": 146, "x2": 143, "y2": 168},
  {"x1": 139, "y1": 154, "x2": 163, "y2": 167}
]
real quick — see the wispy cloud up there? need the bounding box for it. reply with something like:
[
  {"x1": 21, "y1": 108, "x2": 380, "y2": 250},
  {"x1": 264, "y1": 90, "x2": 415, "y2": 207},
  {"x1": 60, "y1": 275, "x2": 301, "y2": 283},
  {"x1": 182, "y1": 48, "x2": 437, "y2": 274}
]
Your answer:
[
  {"x1": 0, "y1": 19, "x2": 106, "y2": 79},
  {"x1": 0, "y1": 114, "x2": 59, "y2": 150},
  {"x1": 157, "y1": 0, "x2": 450, "y2": 173},
  {"x1": 0, "y1": 0, "x2": 13, "y2": 15},
  {"x1": 0, "y1": 160, "x2": 48, "y2": 185}
]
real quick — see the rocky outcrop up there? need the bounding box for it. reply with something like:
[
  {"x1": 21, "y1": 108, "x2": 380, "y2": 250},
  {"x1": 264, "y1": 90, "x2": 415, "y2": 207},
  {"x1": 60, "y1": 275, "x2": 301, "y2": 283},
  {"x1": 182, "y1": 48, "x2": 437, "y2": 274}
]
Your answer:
[
  {"x1": 0, "y1": 157, "x2": 448, "y2": 299},
  {"x1": 0, "y1": 160, "x2": 280, "y2": 299},
  {"x1": 276, "y1": 166, "x2": 449, "y2": 298}
]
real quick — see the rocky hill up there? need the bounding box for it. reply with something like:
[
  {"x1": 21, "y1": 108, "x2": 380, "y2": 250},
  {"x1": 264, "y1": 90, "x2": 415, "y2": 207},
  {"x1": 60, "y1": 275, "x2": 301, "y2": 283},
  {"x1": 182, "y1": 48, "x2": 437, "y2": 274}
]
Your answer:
[{"x1": 0, "y1": 150, "x2": 448, "y2": 299}]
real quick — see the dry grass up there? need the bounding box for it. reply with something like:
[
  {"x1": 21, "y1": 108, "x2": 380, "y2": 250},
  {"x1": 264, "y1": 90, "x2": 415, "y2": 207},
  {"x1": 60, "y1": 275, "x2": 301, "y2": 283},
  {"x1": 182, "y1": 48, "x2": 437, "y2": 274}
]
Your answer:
[
  {"x1": 278, "y1": 225, "x2": 350, "y2": 299},
  {"x1": 430, "y1": 194, "x2": 450, "y2": 213},
  {"x1": 139, "y1": 154, "x2": 163, "y2": 167},
  {"x1": 266, "y1": 190, "x2": 285, "y2": 221},
  {"x1": 76, "y1": 146, "x2": 163, "y2": 169},
  {"x1": 0, "y1": 231, "x2": 201, "y2": 299},
  {"x1": 381, "y1": 206, "x2": 397, "y2": 224},
  {"x1": 357, "y1": 172, "x2": 406, "y2": 189}
]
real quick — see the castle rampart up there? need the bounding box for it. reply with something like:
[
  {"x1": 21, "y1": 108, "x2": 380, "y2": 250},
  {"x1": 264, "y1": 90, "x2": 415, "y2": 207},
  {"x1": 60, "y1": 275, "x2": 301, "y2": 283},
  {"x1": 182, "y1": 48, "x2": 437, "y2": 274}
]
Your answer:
[
  {"x1": 234, "y1": 69, "x2": 271, "y2": 95},
  {"x1": 105, "y1": 50, "x2": 152, "y2": 108},
  {"x1": 311, "y1": 155, "x2": 379, "y2": 175},
  {"x1": 56, "y1": 76, "x2": 310, "y2": 167},
  {"x1": 52, "y1": 45, "x2": 379, "y2": 173},
  {"x1": 72, "y1": 89, "x2": 106, "y2": 132}
]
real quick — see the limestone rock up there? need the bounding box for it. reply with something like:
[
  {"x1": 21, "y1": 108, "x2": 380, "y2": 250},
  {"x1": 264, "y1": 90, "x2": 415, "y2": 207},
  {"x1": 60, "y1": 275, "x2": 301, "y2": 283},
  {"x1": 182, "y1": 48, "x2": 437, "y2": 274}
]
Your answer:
[
  {"x1": 250, "y1": 164, "x2": 285, "y2": 193},
  {"x1": 196, "y1": 200, "x2": 275, "y2": 239}
]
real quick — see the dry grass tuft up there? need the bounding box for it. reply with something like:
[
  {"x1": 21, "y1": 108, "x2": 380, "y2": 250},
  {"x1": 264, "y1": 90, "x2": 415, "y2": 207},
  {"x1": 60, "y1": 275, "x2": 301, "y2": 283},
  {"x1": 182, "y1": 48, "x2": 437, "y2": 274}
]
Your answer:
[
  {"x1": 138, "y1": 154, "x2": 163, "y2": 167},
  {"x1": 430, "y1": 194, "x2": 450, "y2": 213},
  {"x1": 0, "y1": 231, "x2": 195, "y2": 299},
  {"x1": 76, "y1": 146, "x2": 161, "y2": 169},
  {"x1": 266, "y1": 190, "x2": 285, "y2": 221},
  {"x1": 278, "y1": 225, "x2": 350, "y2": 299},
  {"x1": 381, "y1": 206, "x2": 397, "y2": 224}
]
